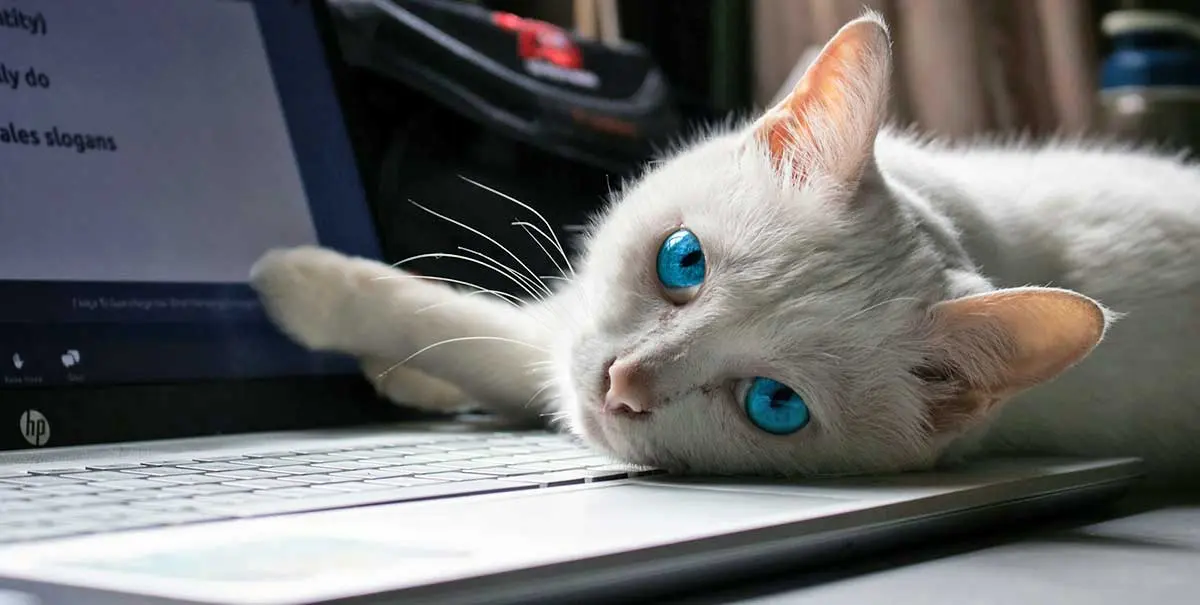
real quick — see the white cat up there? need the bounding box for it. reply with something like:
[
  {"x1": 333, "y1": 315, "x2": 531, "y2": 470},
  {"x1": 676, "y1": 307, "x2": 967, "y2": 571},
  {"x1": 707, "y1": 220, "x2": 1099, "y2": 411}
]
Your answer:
[{"x1": 250, "y1": 12, "x2": 1200, "y2": 485}]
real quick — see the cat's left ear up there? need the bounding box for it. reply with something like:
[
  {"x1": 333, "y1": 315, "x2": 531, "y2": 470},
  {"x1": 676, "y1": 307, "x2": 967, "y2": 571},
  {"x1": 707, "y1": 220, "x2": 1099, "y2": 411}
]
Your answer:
[
  {"x1": 920, "y1": 287, "x2": 1112, "y2": 435},
  {"x1": 751, "y1": 11, "x2": 891, "y2": 186}
]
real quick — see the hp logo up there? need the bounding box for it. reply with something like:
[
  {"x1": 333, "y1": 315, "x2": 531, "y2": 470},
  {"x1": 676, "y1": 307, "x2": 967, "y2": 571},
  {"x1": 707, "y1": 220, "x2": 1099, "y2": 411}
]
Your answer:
[{"x1": 19, "y1": 410, "x2": 50, "y2": 447}]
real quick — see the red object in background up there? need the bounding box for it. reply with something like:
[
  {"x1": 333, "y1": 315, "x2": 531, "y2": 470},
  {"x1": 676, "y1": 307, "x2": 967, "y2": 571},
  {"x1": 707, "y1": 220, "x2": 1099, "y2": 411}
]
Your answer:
[{"x1": 492, "y1": 11, "x2": 583, "y2": 70}]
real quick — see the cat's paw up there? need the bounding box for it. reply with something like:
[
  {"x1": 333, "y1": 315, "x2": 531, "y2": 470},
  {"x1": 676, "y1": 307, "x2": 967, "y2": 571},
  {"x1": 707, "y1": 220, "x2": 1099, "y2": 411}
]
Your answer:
[
  {"x1": 249, "y1": 245, "x2": 383, "y2": 351},
  {"x1": 360, "y1": 357, "x2": 474, "y2": 413}
]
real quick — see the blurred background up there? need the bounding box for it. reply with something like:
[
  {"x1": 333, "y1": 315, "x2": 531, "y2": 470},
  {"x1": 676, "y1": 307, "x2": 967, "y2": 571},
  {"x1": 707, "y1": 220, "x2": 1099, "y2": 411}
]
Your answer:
[
  {"x1": 330, "y1": 0, "x2": 1200, "y2": 296},
  {"x1": 492, "y1": 0, "x2": 1200, "y2": 145}
]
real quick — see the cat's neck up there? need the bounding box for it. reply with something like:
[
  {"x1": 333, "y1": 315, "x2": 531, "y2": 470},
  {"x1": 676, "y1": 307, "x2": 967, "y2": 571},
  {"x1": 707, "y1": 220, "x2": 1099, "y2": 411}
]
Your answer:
[{"x1": 874, "y1": 132, "x2": 1070, "y2": 291}]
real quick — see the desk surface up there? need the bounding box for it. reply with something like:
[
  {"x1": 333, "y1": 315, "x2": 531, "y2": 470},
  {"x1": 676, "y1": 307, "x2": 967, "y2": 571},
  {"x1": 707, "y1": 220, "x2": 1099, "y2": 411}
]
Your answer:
[{"x1": 674, "y1": 493, "x2": 1200, "y2": 604}]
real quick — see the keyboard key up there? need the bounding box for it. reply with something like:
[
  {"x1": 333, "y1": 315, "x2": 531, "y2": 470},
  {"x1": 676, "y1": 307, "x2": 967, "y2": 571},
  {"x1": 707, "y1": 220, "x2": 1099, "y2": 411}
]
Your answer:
[
  {"x1": 94, "y1": 489, "x2": 171, "y2": 502},
  {"x1": 415, "y1": 459, "x2": 500, "y2": 471},
  {"x1": 21, "y1": 484, "x2": 109, "y2": 496},
  {"x1": 62, "y1": 471, "x2": 139, "y2": 482},
  {"x1": 119, "y1": 467, "x2": 200, "y2": 477},
  {"x1": 141, "y1": 459, "x2": 196, "y2": 467},
  {"x1": 175, "y1": 462, "x2": 247, "y2": 472},
  {"x1": 221, "y1": 479, "x2": 297, "y2": 491},
  {"x1": 93, "y1": 478, "x2": 170, "y2": 490},
  {"x1": 84, "y1": 463, "x2": 144, "y2": 471},
  {"x1": 205, "y1": 479, "x2": 538, "y2": 518},
  {"x1": 242, "y1": 451, "x2": 297, "y2": 459},
  {"x1": 313, "y1": 482, "x2": 402, "y2": 493},
  {"x1": 252, "y1": 487, "x2": 342, "y2": 499},
  {"x1": 507, "y1": 461, "x2": 599, "y2": 473},
  {"x1": 363, "y1": 477, "x2": 442, "y2": 487},
  {"x1": 126, "y1": 498, "x2": 202, "y2": 512},
  {"x1": 414, "y1": 472, "x2": 489, "y2": 482},
  {"x1": 41, "y1": 494, "x2": 113, "y2": 508},
  {"x1": 378, "y1": 464, "x2": 455, "y2": 475},
  {"x1": 273, "y1": 474, "x2": 349, "y2": 485},
  {"x1": 27, "y1": 467, "x2": 88, "y2": 475},
  {"x1": 138, "y1": 510, "x2": 228, "y2": 526},
  {"x1": 464, "y1": 466, "x2": 542, "y2": 478},
  {"x1": 287, "y1": 447, "x2": 346, "y2": 455},
  {"x1": 190, "y1": 493, "x2": 282, "y2": 507},
  {"x1": 191, "y1": 455, "x2": 248, "y2": 463},
  {"x1": 478, "y1": 454, "x2": 549, "y2": 466},
  {"x1": 224, "y1": 457, "x2": 298, "y2": 468},
  {"x1": 483, "y1": 446, "x2": 536, "y2": 455},
  {"x1": 265, "y1": 465, "x2": 325, "y2": 475},
  {"x1": 207, "y1": 469, "x2": 287, "y2": 480},
  {"x1": 280, "y1": 454, "x2": 346, "y2": 464},
  {"x1": 539, "y1": 450, "x2": 598, "y2": 461},
  {"x1": 358, "y1": 448, "x2": 419, "y2": 457},
  {"x1": 51, "y1": 505, "x2": 135, "y2": 521},
  {"x1": 326, "y1": 468, "x2": 412, "y2": 480},
  {"x1": 159, "y1": 483, "x2": 249, "y2": 496},
  {"x1": 397, "y1": 452, "x2": 476, "y2": 464},
  {"x1": 308, "y1": 460, "x2": 388, "y2": 471},
  {"x1": 0, "y1": 475, "x2": 85, "y2": 487},
  {"x1": 147, "y1": 474, "x2": 227, "y2": 485}
]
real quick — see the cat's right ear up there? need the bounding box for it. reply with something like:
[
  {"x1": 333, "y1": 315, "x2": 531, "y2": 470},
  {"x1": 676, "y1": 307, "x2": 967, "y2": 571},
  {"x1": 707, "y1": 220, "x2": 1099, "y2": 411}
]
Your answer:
[
  {"x1": 919, "y1": 287, "x2": 1112, "y2": 436},
  {"x1": 750, "y1": 12, "x2": 892, "y2": 187}
]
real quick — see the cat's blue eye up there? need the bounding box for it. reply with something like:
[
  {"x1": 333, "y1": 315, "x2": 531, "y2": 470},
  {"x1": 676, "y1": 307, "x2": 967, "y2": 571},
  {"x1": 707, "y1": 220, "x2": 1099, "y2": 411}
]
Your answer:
[
  {"x1": 656, "y1": 228, "x2": 706, "y2": 302},
  {"x1": 744, "y1": 377, "x2": 810, "y2": 435}
]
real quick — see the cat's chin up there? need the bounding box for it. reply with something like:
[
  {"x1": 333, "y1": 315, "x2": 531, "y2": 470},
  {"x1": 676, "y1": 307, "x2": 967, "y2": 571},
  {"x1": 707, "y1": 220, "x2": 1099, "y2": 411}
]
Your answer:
[{"x1": 568, "y1": 403, "x2": 662, "y2": 467}]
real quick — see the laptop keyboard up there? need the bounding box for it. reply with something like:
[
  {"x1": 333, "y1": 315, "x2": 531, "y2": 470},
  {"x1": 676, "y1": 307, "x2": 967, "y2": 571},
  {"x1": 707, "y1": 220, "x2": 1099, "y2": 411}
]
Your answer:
[{"x1": 0, "y1": 433, "x2": 660, "y2": 545}]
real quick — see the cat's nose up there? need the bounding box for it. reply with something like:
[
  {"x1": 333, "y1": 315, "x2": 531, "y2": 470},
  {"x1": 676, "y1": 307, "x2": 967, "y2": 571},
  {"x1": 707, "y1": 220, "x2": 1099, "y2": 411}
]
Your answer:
[{"x1": 604, "y1": 359, "x2": 654, "y2": 415}]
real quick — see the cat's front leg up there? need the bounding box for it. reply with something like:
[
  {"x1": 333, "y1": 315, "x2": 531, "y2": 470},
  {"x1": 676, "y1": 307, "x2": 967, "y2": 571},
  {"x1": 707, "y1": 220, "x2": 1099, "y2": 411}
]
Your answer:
[
  {"x1": 249, "y1": 246, "x2": 554, "y2": 420},
  {"x1": 359, "y1": 361, "x2": 473, "y2": 413}
]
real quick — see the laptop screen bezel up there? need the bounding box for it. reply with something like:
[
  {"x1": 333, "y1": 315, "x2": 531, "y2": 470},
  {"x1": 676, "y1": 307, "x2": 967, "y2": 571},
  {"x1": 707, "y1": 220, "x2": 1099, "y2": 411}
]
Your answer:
[{"x1": 0, "y1": 0, "x2": 430, "y2": 452}]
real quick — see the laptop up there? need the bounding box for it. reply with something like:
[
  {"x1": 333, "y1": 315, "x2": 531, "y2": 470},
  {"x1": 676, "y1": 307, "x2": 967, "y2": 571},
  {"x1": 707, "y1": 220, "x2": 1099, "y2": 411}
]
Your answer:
[{"x1": 0, "y1": 1, "x2": 1143, "y2": 603}]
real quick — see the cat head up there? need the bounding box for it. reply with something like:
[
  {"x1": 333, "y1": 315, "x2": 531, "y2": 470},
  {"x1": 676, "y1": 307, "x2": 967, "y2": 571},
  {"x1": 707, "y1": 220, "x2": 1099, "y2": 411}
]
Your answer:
[{"x1": 551, "y1": 12, "x2": 1110, "y2": 476}]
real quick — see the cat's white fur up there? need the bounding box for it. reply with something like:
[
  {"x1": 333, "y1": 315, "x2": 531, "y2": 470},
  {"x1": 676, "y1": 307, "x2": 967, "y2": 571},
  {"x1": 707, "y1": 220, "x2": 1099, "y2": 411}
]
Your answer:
[{"x1": 250, "y1": 12, "x2": 1200, "y2": 484}]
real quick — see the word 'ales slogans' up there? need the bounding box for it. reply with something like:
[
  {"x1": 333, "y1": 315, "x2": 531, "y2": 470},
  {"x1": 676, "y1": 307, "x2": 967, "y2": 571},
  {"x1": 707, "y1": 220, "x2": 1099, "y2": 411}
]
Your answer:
[{"x1": 0, "y1": 122, "x2": 119, "y2": 154}]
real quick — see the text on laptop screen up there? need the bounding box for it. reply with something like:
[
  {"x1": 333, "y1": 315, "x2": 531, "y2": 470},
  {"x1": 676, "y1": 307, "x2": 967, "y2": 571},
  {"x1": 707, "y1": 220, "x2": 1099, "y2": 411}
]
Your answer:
[{"x1": 0, "y1": 0, "x2": 380, "y2": 387}]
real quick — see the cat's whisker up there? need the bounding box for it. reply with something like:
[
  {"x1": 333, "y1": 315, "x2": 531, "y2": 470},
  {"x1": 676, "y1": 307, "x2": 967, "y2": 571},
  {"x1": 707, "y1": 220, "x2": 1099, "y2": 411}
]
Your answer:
[
  {"x1": 409, "y1": 200, "x2": 551, "y2": 295},
  {"x1": 458, "y1": 246, "x2": 551, "y2": 298},
  {"x1": 458, "y1": 175, "x2": 576, "y2": 276},
  {"x1": 378, "y1": 336, "x2": 549, "y2": 380},
  {"x1": 370, "y1": 274, "x2": 523, "y2": 307},
  {"x1": 524, "y1": 383, "x2": 555, "y2": 408},
  {"x1": 390, "y1": 252, "x2": 545, "y2": 301},
  {"x1": 414, "y1": 288, "x2": 518, "y2": 314},
  {"x1": 513, "y1": 221, "x2": 572, "y2": 278},
  {"x1": 539, "y1": 275, "x2": 570, "y2": 282}
]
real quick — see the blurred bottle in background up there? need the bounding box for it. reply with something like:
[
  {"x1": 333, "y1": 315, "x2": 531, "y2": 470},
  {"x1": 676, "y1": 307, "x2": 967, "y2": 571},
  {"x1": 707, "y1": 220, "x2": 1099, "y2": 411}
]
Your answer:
[{"x1": 1098, "y1": 7, "x2": 1200, "y2": 155}]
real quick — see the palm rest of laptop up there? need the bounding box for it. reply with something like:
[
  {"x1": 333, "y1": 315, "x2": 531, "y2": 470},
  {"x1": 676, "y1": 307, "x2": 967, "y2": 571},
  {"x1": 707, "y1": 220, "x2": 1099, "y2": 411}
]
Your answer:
[{"x1": 0, "y1": 450, "x2": 1141, "y2": 605}]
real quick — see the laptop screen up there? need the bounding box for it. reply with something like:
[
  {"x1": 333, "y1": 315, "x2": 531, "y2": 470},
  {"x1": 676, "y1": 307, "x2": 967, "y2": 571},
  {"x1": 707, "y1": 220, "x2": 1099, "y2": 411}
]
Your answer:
[{"x1": 0, "y1": 0, "x2": 380, "y2": 389}]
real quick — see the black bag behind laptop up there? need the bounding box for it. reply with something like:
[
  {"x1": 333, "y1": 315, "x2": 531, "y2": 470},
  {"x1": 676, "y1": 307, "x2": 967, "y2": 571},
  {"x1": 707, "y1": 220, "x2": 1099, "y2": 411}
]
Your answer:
[{"x1": 324, "y1": 0, "x2": 682, "y2": 297}]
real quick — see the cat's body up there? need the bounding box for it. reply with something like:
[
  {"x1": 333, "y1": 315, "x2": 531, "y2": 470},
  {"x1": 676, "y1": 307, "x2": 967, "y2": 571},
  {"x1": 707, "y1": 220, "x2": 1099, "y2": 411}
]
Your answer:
[
  {"x1": 251, "y1": 13, "x2": 1200, "y2": 485},
  {"x1": 874, "y1": 132, "x2": 1200, "y2": 479}
]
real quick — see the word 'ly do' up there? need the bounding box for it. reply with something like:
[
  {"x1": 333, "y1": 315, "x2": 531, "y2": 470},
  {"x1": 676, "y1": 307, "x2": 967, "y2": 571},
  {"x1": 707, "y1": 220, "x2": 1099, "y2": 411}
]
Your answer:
[{"x1": 0, "y1": 63, "x2": 50, "y2": 91}]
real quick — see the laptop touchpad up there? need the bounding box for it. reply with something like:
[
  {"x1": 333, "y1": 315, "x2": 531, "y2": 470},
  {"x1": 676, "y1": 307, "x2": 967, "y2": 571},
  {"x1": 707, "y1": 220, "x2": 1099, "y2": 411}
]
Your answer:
[{"x1": 7, "y1": 481, "x2": 861, "y2": 600}]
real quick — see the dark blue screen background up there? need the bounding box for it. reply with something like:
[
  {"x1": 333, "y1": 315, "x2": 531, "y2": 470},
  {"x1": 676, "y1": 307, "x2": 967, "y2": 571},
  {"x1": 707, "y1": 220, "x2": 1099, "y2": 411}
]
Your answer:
[{"x1": 0, "y1": 0, "x2": 381, "y2": 388}]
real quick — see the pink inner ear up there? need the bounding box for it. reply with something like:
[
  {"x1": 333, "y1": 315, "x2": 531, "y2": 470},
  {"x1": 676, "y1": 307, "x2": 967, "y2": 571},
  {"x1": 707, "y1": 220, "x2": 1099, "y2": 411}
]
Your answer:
[
  {"x1": 924, "y1": 288, "x2": 1110, "y2": 434},
  {"x1": 752, "y1": 15, "x2": 891, "y2": 184}
]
